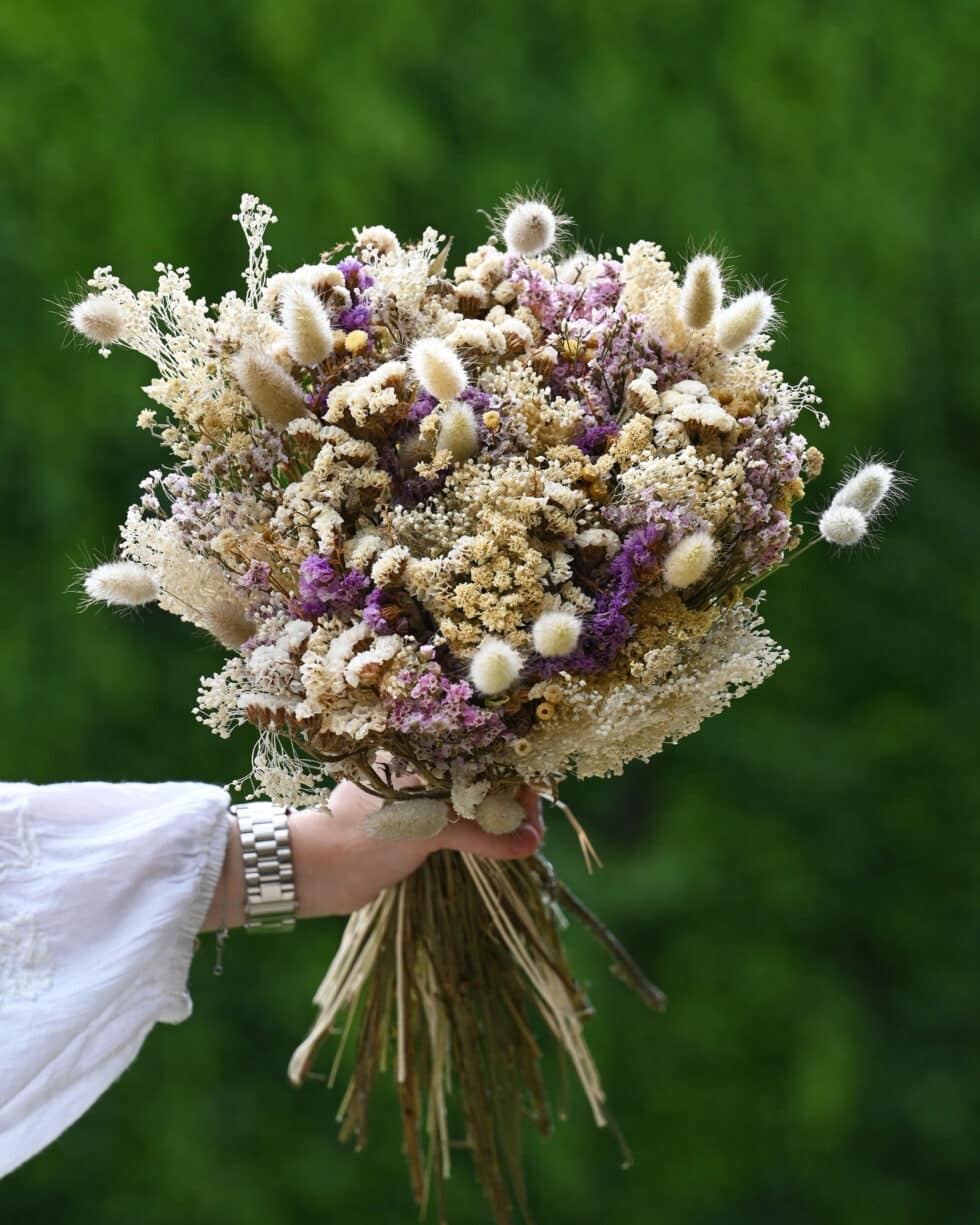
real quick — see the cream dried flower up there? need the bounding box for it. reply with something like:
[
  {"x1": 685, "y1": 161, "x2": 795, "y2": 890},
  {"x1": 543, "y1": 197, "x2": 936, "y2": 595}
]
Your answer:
[
  {"x1": 70, "y1": 295, "x2": 125, "y2": 350},
  {"x1": 469, "y1": 637, "x2": 523, "y2": 695},
  {"x1": 84, "y1": 561, "x2": 159, "y2": 607},
  {"x1": 409, "y1": 337, "x2": 468, "y2": 402}
]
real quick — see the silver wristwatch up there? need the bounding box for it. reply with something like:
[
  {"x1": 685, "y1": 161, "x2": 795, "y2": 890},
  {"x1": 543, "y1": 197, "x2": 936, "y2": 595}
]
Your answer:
[{"x1": 231, "y1": 802, "x2": 297, "y2": 933}]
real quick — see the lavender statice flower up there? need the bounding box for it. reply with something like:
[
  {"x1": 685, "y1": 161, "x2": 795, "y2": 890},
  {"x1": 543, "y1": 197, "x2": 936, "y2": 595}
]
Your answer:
[
  {"x1": 338, "y1": 303, "x2": 372, "y2": 332},
  {"x1": 386, "y1": 666, "x2": 512, "y2": 767},
  {"x1": 363, "y1": 587, "x2": 419, "y2": 636},
  {"x1": 239, "y1": 560, "x2": 272, "y2": 591},
  {"x1": 337, "y1": 256, "x2": 374, "y2": 290},
  {"x1": 576, "y1": 422, "x2": 619, "y2": 456},
  {"x1": 298, "y1": 554, "x2": 370, "y2": 619}
]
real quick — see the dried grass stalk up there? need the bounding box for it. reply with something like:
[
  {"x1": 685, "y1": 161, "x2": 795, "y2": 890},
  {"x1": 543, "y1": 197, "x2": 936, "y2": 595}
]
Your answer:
[{"x1": 289, "y1": 852, "x2": 664, "y2": 1224}]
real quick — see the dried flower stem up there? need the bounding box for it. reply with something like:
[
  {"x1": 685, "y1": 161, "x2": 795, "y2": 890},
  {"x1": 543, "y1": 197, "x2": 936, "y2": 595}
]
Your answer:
[{"x1": 289, "y1": 851, "x2": 661, "y2": 1224}]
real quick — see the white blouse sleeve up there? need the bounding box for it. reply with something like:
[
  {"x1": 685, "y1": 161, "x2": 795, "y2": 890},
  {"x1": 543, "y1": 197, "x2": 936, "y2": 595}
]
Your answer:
[{"x1": 0, "y1": 780, "x2": 231, "y2": 1180}]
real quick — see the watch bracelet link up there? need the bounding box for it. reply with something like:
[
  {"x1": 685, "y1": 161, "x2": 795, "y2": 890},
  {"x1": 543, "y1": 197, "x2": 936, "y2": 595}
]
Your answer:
[{"x1": 231, "y1": 801, "x2": 297, "y2": 933}]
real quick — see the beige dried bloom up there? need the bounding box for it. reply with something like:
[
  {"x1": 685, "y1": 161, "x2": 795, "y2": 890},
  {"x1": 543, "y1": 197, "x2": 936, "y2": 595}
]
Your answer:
[
  {"x1": 83, "y1": 561, "x2": 159, "y2": 607},
  {"x1": 232, "y1": 344, "x2": 307, "y2": 430},
  {"x1": 70, "y1": 294, "x2": 126, "y2": 350}
]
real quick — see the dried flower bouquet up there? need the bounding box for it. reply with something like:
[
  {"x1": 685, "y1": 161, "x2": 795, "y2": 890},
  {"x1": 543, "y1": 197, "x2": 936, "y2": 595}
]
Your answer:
[{"x1": 74, "y1": 192, "x2": 901, "y2": 1223}]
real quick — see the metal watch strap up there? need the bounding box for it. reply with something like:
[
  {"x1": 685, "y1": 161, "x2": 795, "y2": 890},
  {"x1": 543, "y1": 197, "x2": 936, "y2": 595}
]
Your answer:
[{"x1": 232, "y1": 802, "x2": 297, "y2": 933}]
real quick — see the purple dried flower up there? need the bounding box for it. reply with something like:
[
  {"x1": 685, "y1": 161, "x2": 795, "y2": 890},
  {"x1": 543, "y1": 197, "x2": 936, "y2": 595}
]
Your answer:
[
  {"x1": 576, "y1": 422, "x2": 619, "y2": 455},
  {"x1": 298, "y1": 554, "x2": 370, "y2": 618},
  {"x1": 239, "y1": 561, "x2": 272, "y2": 591},
  {"x1": 386, "y1": 666, "x2": 512, "y2": 766},
  {"x1": 363, "y1": 587, "x2": 418, "y2": 636},
  {"x1": 337, "y1": 256, "x2": 374, "y2": 290},
  {"x1": 338, "y1": 303, "x2": 372, "y2": 332}
]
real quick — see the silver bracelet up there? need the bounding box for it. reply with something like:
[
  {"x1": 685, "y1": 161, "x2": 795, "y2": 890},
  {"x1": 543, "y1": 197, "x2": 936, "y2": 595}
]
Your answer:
[{"x1": 231, "y1": 801, "x2": 297, "y2": 933}]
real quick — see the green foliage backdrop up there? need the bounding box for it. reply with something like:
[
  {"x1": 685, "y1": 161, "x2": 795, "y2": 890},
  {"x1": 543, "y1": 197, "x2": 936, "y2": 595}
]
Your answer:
[{"x1": 1, "y1": 2, "x2": 977, "y2": 1222}]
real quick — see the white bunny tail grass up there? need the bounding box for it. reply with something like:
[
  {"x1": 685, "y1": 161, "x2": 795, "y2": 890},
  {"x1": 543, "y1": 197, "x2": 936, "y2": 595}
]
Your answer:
[
  {"x1": 365, "y1": 797, "x2": 449, "y2": 839},
  {"x1": 819, "y1": 504, "x2": 868, "y2": 547},
  {"x1": 679, "y1": 254, "x2": 724, "y2": 330},
  {"x1": 232, "y1": 343, "x2": 308, "y2": 429},
  {"x1": 715, "y1": 290, "x2": 776, "y2": 352},
  {"x1": 83, "y1": 561, "x2": 159, "y2": 607},
  {"x1": 409, "y1": 337, "x2": 468, "y2": 402}
]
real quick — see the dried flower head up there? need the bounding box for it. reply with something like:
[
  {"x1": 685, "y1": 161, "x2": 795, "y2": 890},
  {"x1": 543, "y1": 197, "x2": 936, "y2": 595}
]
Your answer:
[
  {"x1": 282, "y1": 282, "x2": 334, "y2": 366},
  {"x1": 364, "y1": 797, "x2": 448, "y2": 839},
  {"x1": 70, "y1": 295, "x2": 125, "y2": 350},
  {"x1": 502, "y1": 198, "x2": 560, "y2": 257},
  {"x1": 470, "y1": 637, "x2": 523, "y2": 695},
  {"x1": 531, "y1": 611, "x2": 581, "y2": 658},
  {"x1": 84, "y1": 561, "x2": 159, "y2": 607},
  {"x1": 831, "y1": 461, "x2": 897, "y2": 518},
  {"x1": 819, "y1": 505, "x2": 868, "y2": 547},
  {"x1": 231, "y1": 344, "x2": 307, "y2": 430},
  {"x1": 663, "y1": 532, "x2": 718, "y2": 589},
  {"x1": 409, "y1": 337, "x2": 468, "y2": 402},
  {"x1": 474, "y1": 790, "x2": 525, "y2": 835},
  {"x1": 715, "y1": 290, "x2": 775, "y2": 352},
  {"x1": 437, "y1": 401, "x2": 480, "y2": 462},
  {"x1": 680, "y1": 254, "x2": 723, "y2": 330},
  {"x1": 202, "y1": 598, "x2": 256, "y2": 649}
]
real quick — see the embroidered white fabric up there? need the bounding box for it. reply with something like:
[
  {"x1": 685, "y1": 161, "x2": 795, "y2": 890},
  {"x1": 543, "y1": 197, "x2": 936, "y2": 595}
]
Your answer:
[{"x1": 0, "y1": 780, "x2": 231, "y2": 1179}]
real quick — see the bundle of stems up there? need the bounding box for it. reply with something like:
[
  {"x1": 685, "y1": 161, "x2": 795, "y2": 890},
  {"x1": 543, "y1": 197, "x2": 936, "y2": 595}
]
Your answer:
[{"x1": 289, "y1": 849, "x2": 665, "y2": 1224}]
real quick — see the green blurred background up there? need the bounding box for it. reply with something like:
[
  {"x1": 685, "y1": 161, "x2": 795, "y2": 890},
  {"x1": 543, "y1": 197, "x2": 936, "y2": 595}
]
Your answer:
[{"x1": 2, "y1": 1, "x2": 978, "y2": 1221}]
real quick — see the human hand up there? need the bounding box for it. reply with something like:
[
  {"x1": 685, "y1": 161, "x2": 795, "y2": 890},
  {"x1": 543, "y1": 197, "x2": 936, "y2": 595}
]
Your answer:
[
  {"x1": 294, "y1": 781, "x2": 544, "y2": 916},
  {"x1": 202, "y1": 783, "x2": 543, "y2": 930}
]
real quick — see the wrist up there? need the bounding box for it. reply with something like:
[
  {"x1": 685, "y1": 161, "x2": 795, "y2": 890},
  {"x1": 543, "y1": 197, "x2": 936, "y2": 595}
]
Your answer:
[
  {"x1": 201, "y1": 814, "x2": 246, "y2": 932},
  {"x1": 289, "y1": 807, "x2": 335, "y2": 919}
]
